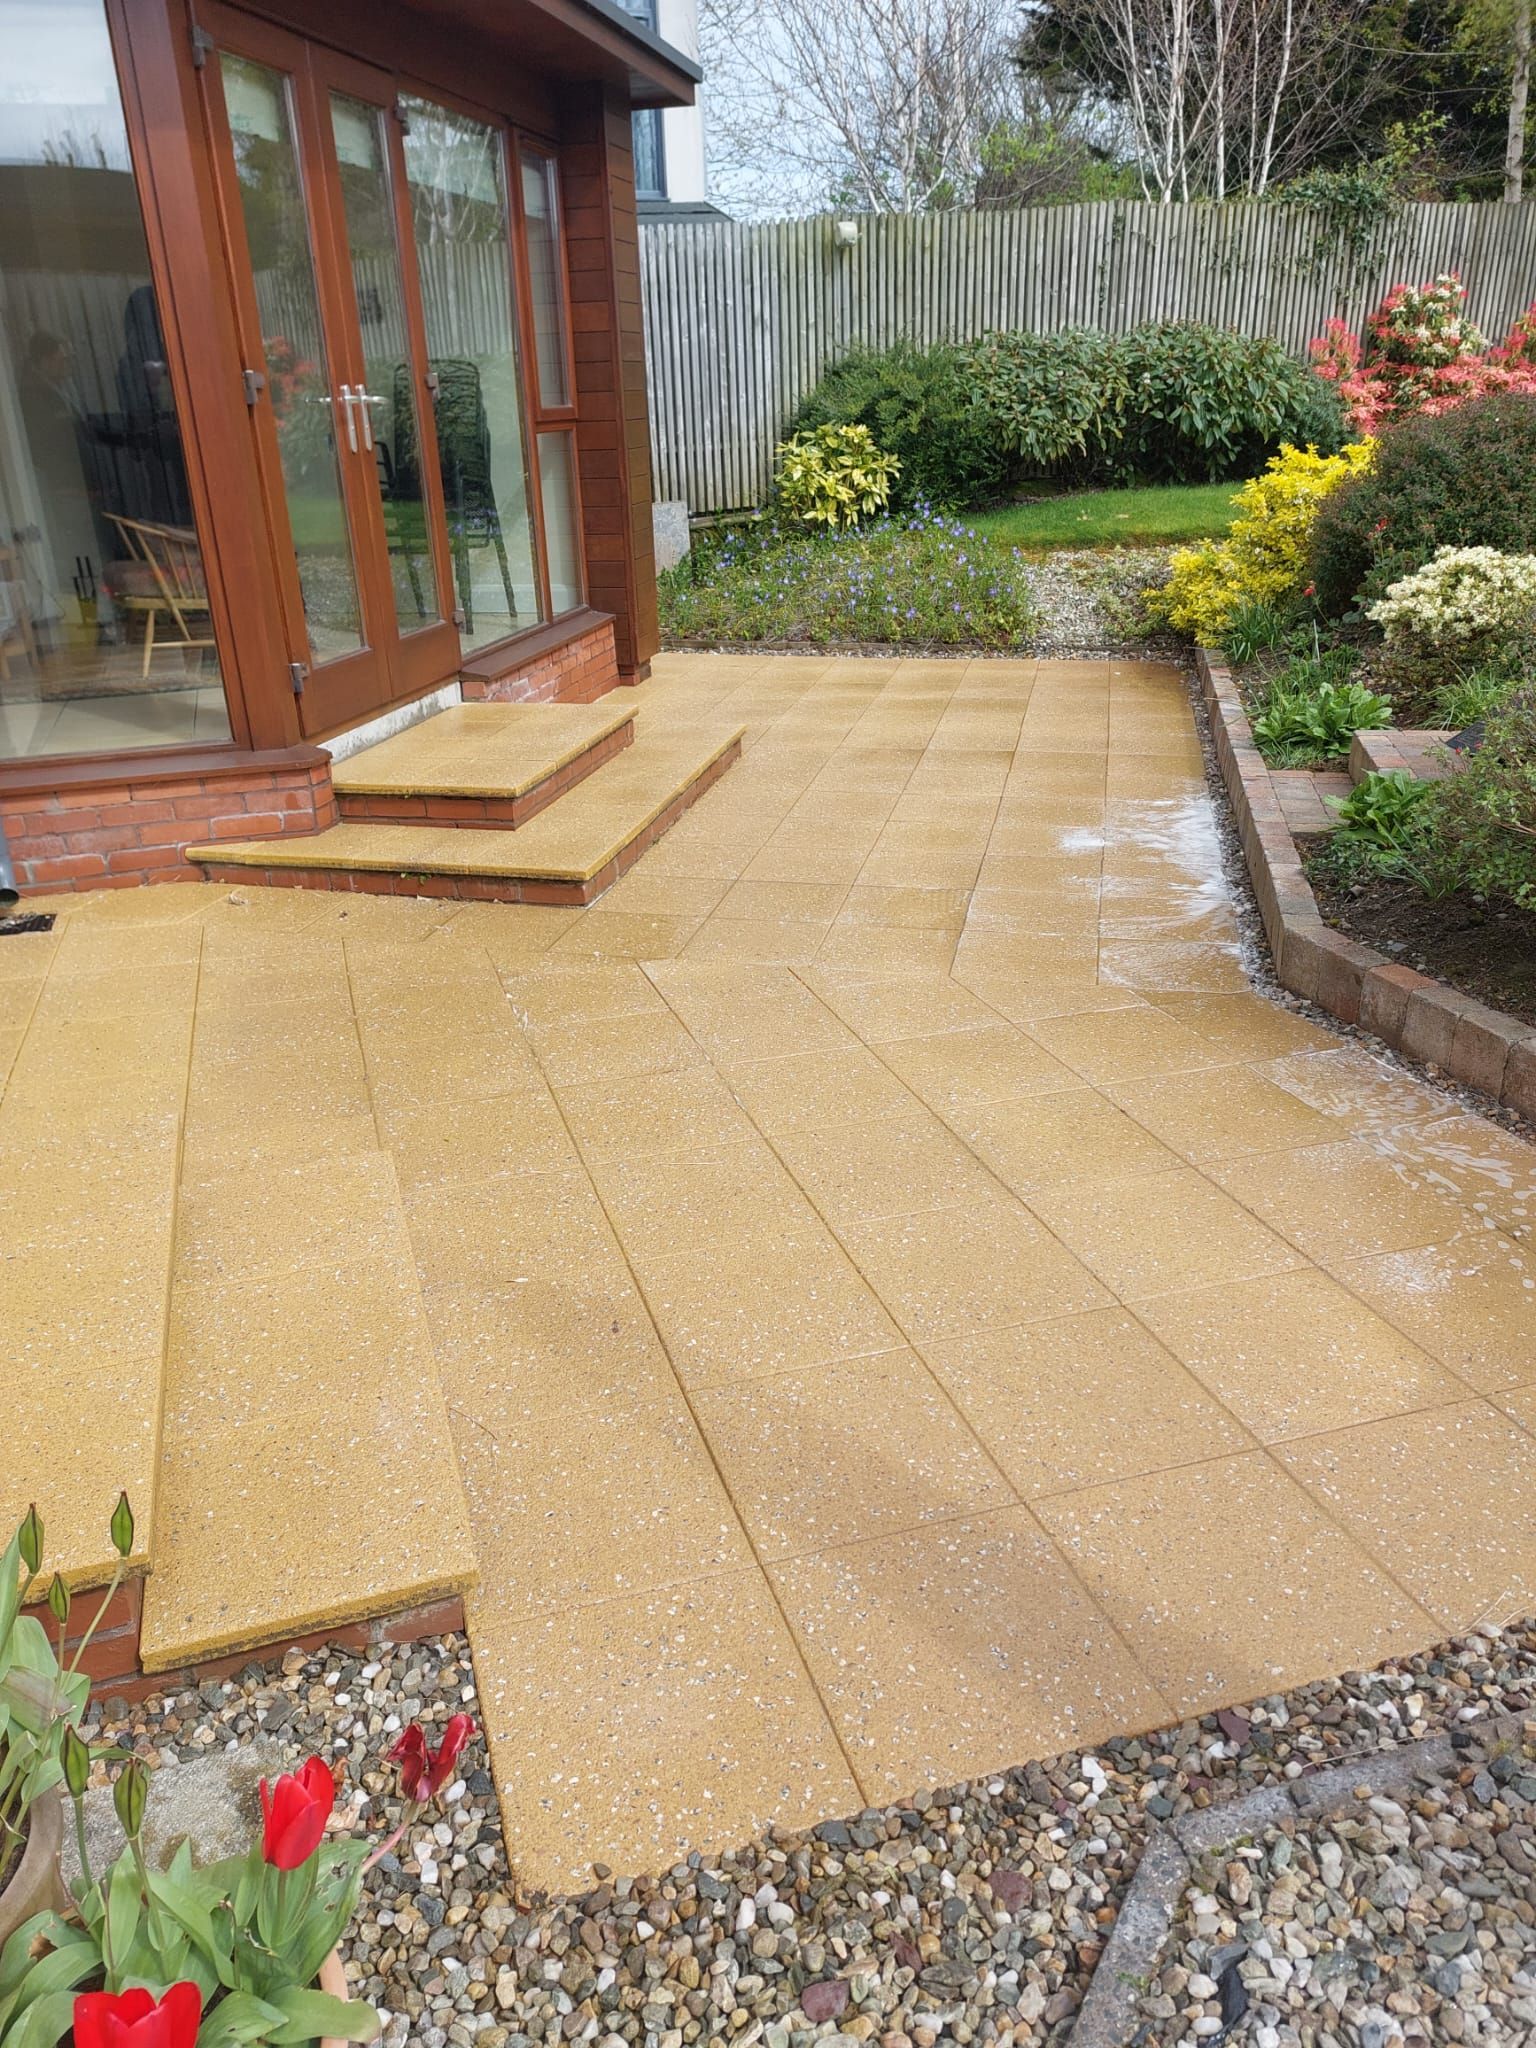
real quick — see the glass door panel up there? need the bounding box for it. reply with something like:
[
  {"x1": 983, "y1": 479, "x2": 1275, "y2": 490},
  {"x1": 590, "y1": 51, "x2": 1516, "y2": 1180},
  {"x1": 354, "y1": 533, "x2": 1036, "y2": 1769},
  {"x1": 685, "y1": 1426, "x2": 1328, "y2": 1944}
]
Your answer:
[
  {"x1": 399, "y1": 97, "x2": 541, "y2": 652},
  {"x1": 219, "y1": 54, "x2": 364, "y2": 669},
  {"x1": 328, "y1": 93, "x2": 440, "y2": 638}
]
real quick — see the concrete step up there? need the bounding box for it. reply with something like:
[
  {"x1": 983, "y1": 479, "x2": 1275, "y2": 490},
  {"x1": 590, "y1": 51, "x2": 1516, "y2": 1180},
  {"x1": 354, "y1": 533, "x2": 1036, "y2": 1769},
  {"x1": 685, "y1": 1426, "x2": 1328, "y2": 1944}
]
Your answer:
[
  {"x1": 332, "y1": 701, "x2": 634, "y2": 828},
  {"x1": 139, "y1": 1147, "x2": 478, "y2": 1673},
  {"x1": 192, "y1": 725, "x2": 745, "y2": 906}
]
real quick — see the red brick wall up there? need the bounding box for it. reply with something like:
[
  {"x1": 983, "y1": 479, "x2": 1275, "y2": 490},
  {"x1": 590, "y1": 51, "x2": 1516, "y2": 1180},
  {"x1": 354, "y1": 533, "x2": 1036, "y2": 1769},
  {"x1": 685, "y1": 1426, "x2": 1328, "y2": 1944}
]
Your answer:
[
  {"x1": 459, "y1": 616, "x2": 619, "y2": 706},
  {"x1": 2, "y1": 753, "x2": 337, "y2": 896}
]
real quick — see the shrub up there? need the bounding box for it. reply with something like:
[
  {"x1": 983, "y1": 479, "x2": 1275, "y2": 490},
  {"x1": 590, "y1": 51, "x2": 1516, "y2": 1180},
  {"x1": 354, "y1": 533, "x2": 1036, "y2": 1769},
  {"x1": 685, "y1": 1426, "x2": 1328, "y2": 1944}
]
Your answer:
[
  {"x1": 1109, "y1": 323, "x2": 1348, "y2": 481},
  {"x1": 793, "y1": 322, "x2": 1348, "y2": 510},
  {"x1": 1309, "y1": 394, "x2": 1536, "y2": 612},
  {"x1": 660, "y1": 504, "x2": 1036, "y2": 648},
  {"x1": 1148, "y1": 440, "x2": 1375, "y2": 643},
  {"x1": 960, "y1": 328, "x2": 1126, "y2": 479},
  {"x1": 1367, "y1": 545, "x2": 1536, "y2": 655},
  {"x1": 773, "y1": 423, "x2": 900, "y2": 528},
  {"x1": 1430, "y1": 691, "x2": 1536, "y2": 909},
  {"x1": 788, "y1": 343, "x2": 1007, "y2": 509},
  {"x1": 1310, "y1": 275, "x2": 1536, "y2": 436},
  {"x1": 1249, "y1": 651, "x2": 1391, "y2": 766}
]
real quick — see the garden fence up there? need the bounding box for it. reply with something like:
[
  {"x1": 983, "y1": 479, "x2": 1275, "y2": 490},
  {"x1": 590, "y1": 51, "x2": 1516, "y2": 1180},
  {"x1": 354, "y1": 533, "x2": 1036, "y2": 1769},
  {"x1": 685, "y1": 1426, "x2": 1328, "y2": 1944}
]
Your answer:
[{"x1": 639, "y1": 200, "x2": 1536, "y2": 515}]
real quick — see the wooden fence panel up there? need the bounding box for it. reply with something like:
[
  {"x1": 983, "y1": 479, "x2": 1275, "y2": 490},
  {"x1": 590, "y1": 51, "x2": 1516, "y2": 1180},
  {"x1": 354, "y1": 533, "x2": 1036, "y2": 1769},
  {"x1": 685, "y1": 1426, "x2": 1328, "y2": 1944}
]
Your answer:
[{"x1": 640, "y1": 200, "x2": 1536, "y2": 514}]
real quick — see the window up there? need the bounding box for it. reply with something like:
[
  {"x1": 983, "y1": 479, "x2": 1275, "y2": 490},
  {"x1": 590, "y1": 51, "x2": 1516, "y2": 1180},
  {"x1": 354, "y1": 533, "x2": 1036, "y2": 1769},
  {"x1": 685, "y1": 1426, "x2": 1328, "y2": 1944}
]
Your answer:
[
  {"x1": 0, "y1": 0, "x2": 229, "y2": 761},
  {"x1": 632, "y1": 110, "x2": 666, "y2": 202},
  {"x1": 399, "y1": 96, "x2": 541, "y2": 650},
  {"x1": 516, "y1": 145, "x2": 583, "y2": 617}
]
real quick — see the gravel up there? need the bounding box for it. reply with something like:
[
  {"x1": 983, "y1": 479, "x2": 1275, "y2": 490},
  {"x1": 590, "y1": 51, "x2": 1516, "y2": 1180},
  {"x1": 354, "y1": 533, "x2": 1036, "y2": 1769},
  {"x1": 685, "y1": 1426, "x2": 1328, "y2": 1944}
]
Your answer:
[
  {"x1": 80, "y1": 1620, "x2": 1536, "y2": 2048},
  {"x1": 1137, "y1": 1723, "x2": 1536, "y2": 2046}
]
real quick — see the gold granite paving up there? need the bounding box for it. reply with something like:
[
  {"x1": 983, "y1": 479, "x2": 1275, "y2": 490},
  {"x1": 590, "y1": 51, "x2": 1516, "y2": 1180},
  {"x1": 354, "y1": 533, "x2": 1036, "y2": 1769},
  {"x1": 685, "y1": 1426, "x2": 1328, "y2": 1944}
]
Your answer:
[{"x1": 4, "y1": 653, "x2": 1535, "y2": 1891}]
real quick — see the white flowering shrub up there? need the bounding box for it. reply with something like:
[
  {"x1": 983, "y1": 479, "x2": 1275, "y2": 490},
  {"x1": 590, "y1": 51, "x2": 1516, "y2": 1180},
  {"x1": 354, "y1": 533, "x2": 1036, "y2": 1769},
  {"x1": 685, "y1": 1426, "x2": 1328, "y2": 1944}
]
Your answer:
[{"x1": 1368, "y1": 545, "x2": 1536, "y2": 651}]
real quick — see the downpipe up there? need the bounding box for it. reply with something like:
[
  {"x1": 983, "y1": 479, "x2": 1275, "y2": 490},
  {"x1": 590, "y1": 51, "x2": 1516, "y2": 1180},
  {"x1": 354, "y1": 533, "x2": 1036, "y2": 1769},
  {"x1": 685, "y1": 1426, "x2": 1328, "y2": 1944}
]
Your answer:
[{"x1": 0, "y1": 813, "x2": 19, "y2": 911}]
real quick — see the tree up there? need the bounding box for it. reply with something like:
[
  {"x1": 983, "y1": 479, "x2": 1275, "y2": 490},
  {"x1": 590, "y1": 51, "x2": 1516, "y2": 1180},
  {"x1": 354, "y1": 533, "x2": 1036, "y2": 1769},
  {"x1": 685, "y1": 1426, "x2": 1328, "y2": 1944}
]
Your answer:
[
  {"x1": 697, "y1": 0, "x2": 1030, "y2": 215},
  {"x1": 1455, "y1": 0, "x2": 1533, "y2": 198},
  {"x1": 1016, "y1": 0, "x2": 1410, "y2": 199}
]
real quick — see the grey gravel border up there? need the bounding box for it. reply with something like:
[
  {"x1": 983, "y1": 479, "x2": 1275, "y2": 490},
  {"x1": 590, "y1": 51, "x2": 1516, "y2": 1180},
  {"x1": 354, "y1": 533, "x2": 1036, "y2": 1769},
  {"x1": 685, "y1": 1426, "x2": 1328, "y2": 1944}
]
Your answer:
[{"x1": 1068, "y1": 1712, "x2": 1528, "y2": 2047}]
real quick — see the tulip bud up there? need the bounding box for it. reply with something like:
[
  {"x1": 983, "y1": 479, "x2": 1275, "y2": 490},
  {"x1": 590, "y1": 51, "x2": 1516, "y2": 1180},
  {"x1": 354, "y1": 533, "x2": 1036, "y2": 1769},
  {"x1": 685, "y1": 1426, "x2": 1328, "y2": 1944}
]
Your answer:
[
  {"x1": 18, "y1": 1506, "x2": 42, "y2": 1576},
  {"x1": 62, "y1": 1725, "x2": 90, "y2": 1801},
  {"x1": 113, "y1": 1757, "x2": 148, "y2": 1841},
  {"x1": 46, "y1": 1574, "x2": 70, "y2": 1627},
  {"x1": 110, "y1": 1493, "x2": 134, "y2": 1561}
]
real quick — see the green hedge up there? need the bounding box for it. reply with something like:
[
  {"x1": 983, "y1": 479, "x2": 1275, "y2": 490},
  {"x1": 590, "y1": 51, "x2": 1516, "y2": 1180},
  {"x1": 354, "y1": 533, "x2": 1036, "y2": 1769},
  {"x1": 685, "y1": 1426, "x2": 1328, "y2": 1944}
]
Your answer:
[
  {"x1": 790, "y1": 323, "x2": 1347, "y2": 509},
  {"x1": 1309, "y1": 393, "x2": 1536, "y2": 613}
]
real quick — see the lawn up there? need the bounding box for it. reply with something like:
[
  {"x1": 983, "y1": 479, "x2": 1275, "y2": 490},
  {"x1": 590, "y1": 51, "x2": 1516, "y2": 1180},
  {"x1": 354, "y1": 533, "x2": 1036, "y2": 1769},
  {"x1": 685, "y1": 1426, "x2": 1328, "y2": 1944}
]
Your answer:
[{"x1": 972, "y1": 481, "x2": 1240, "y2": 549}]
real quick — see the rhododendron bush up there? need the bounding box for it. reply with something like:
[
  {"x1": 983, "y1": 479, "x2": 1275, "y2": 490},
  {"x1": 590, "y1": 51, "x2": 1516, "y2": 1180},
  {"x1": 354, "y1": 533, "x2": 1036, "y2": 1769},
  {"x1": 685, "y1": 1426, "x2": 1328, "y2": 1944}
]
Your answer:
[{"x1": 1311, "y1": 274, "x2": 1536, "y2": 436}]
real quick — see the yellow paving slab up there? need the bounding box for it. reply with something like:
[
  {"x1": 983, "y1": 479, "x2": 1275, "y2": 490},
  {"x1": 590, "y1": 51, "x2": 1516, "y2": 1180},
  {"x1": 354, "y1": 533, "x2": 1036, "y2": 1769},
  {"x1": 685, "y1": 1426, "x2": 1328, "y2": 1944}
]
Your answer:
[
  {"x1": 330, "y1": 700, "x2": 633, "y2": 799},
  {"x1": 19, "y1": 652, "x2": 1536, "y2": 1893}
]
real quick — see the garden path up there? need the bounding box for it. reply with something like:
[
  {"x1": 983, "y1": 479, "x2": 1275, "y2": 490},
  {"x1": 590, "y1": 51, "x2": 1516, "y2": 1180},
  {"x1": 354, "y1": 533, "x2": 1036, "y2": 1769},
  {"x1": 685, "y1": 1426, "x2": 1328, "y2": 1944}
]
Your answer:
[{"x1": 5, "y1": 653, "x2": 1535, "y2": 1892}]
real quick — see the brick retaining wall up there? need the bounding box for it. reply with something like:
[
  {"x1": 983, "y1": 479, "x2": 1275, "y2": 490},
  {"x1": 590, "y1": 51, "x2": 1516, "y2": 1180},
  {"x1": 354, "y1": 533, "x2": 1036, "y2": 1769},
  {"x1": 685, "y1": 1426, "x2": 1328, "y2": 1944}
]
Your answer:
[{"x1": 1198, "y1": 646, "x2": 1536, "y2": 1121}]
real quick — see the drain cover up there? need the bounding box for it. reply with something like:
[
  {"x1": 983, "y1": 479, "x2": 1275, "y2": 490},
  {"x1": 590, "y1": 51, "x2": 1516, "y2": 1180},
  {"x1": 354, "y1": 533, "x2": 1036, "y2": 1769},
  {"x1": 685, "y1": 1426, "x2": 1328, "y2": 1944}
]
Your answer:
[{"x1": 0, "y1": 913, "x2": 56, "y2": 936}]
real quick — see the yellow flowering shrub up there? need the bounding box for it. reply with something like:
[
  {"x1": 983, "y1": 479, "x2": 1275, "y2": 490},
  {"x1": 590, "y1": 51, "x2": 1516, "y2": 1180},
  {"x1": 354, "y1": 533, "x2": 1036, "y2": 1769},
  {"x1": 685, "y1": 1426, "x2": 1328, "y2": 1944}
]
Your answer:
[{"x1": 1147, "y1": 441, "x2": 1376, "y2": 643}]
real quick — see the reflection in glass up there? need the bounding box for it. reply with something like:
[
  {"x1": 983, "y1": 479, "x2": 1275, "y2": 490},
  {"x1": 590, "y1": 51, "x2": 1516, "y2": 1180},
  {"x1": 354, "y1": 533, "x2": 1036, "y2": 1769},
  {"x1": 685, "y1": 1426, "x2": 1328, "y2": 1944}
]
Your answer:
[
  {"x1": 220, "y1": 53, "x2": 363, "y2": 668},
  {"x1": 400, "y1": 97, "x2": 540, "y2": 650},
  {"x1": 537, "y1": 432, "x2": 583, "y2": 615},
  {"x1": 0, "y1": 0, "x2": 230, "y2": 760},
  {"x1": 519, "y1": 153, "x2": 570, "y2": 409},
  {"x1": 329, "y1": 94, "x2": 440, "y2": 635}
]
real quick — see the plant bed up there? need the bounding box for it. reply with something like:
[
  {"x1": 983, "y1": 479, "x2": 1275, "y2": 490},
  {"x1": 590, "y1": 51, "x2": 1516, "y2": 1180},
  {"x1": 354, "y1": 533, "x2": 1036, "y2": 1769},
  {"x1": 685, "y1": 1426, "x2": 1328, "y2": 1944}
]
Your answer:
[{"x1": 1305, "y1": 849, "x2": 1536, "y2": 1030}]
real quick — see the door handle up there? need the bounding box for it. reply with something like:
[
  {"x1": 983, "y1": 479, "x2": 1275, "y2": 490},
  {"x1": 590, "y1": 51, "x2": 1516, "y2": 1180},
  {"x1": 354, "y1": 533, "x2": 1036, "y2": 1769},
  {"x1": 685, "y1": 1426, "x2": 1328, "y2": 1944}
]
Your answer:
[
  {"x1": 356, "y1": 392, "x2": 384, "y2": 453},
  {"x1": 337, "y1": 384, "x2": 359, "y2": 453}
]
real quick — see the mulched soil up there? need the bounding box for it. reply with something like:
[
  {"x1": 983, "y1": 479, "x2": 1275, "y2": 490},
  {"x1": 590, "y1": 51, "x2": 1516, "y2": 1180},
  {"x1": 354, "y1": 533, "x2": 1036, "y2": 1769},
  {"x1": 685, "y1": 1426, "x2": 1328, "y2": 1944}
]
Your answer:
[{"x1": 1306, "y1": 850, "x2": 1536, "y2": 1031}]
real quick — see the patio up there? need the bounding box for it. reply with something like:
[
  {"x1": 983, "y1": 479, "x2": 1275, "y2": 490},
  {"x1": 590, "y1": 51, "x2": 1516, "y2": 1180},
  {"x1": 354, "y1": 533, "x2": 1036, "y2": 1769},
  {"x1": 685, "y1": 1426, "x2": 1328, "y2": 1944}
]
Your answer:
[{"x1": 4, "y1": 651, "x2": 1534, "y2": 1894}]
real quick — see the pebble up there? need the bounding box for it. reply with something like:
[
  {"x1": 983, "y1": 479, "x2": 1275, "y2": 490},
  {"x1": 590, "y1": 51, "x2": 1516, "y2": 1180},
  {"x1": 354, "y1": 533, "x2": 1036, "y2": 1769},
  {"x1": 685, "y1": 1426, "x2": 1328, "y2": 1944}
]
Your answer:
[
  {"x1": 1137, "y1": 1722, "x2": 1536, "y2": 2046},
  {"x1": 81, "y1": 1617, "x2": 1536, "y2": 2047}
]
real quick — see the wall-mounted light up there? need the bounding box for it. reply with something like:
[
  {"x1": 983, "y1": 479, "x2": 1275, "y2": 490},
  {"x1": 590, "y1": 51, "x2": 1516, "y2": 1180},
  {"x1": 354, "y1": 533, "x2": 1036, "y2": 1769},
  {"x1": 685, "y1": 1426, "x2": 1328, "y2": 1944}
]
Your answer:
[{"x1": 833, "y1": 218, "x2": 861, "y2": 247}]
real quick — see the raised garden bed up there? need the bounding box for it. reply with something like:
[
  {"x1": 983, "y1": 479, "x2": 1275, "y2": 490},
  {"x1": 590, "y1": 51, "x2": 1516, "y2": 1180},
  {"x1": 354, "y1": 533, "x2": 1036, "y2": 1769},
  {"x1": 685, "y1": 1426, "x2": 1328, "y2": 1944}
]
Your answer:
[{"x1": 1197, "y1": 647, "x2": 1536, "y2": 1119}]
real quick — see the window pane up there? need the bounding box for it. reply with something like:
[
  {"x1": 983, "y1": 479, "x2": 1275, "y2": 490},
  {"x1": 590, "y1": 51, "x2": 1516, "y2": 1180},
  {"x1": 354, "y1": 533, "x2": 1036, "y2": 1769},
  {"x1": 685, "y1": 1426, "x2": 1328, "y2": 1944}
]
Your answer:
[
  {"x1": 536, "y1": 430, "x2": 582, "y2": 615},
  {"x1": 329, "y1": 93, "x2": 440, "y2": 636},
  {"x1": 632, "y1": 110, "x2": 665, "y2": 201},
  {"x1": 221, "y1": 54, "x2": 363, "y2": 668},
  {"x1": 0, "y1": 0, "x2": 230, "y2": 760},
  {"x1": 518, "y1": 153, "x2": 570, "y2": 409},
  {"x1": 400, "y1": 96, "x2": 541, "y2": 649}
]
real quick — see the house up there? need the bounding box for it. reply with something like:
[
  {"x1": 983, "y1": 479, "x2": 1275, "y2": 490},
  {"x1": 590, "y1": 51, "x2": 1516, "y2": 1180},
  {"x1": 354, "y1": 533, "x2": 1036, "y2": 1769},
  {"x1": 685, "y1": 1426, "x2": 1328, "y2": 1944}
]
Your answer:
[
  {"x1": 614, "y1": 0, "x2": 712, "y2": 214},
  {"x1": 0, "y1": 0, "x2": 711, "y2": 903}
]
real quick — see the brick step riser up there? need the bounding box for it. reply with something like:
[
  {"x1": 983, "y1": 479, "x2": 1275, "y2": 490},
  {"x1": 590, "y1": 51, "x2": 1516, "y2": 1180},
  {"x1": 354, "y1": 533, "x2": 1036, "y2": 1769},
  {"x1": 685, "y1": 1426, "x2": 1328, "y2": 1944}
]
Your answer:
[
  {"x1": 201, "y1": 738, "x2": 741, "y2": 908},
  {"x1": 64, "y1": 1594, "x2": 466, "y2": 1703},
  {"x1": 334, "y1": 719, "x2": 635, "y2": 830}
]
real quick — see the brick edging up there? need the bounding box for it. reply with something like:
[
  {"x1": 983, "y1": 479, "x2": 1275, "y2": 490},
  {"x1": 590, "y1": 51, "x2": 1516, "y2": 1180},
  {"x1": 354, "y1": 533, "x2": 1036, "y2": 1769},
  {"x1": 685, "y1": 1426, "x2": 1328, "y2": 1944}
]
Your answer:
[
  {"x1": 1068, "y1": 1709, "x2": 1530, "y2": 2048},
  {"x1": 1196, "y1": 646, "x2": 1536, "y2": 1120}
]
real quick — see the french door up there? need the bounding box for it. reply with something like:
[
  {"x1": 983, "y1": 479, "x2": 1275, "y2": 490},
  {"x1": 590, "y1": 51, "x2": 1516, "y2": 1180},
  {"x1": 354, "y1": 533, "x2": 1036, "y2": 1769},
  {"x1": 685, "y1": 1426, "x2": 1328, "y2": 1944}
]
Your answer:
[{"x1": 198, "y1": 5, "x2": 459, "y2": 736}]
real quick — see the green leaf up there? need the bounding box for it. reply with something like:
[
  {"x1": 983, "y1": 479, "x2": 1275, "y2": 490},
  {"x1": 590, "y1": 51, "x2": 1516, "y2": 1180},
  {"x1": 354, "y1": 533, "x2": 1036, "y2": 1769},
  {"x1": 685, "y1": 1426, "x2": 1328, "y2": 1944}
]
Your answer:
[
  {"x1": 266, "y1": 1988, "x2": 381, "y2": 2045},
  {"x1": 6, "y1": 1984, "x2": 88, "y2": 2048},
  {"x1": 105, "y1": 1849, "x2": 146, "y2": 1984},
  {"x1": 193, "y1": 1990, "x2": 289, "y2": 2048}
]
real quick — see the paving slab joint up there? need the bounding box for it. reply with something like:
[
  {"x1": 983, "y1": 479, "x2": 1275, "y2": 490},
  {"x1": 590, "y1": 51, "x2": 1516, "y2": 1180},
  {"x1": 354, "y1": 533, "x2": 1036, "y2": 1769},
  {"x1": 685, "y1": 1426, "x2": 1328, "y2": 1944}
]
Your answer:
[{"x1": 1067, "y1": 1714, "x2": 1530, "y2": 2047}]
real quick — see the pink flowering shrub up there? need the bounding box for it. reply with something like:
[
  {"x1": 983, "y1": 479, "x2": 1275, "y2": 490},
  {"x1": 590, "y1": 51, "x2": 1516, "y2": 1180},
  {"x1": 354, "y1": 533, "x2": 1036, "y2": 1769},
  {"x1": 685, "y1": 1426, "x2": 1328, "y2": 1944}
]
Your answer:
[{"x1": 1310, "y1": 273, "x2": 1536, "y2": 436}]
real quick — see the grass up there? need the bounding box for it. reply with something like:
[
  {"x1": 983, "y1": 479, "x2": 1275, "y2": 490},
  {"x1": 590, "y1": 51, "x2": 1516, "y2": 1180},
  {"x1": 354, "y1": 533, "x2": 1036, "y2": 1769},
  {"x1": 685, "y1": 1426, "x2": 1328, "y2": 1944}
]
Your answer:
[{"x1": 971, "y1": 481, "x2": 1241, "y2": 550}]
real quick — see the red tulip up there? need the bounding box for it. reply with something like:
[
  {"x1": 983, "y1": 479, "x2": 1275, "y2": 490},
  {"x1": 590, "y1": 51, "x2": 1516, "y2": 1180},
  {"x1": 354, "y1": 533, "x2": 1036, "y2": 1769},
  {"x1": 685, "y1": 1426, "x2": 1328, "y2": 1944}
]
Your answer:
[
  {"x1": 388, "y1": 1714, "x2": 474, "y2": 1802},
  {"x1": 259, "y1": 1754, "x2": 336, "y2": 1869},
  {"x1": 74, "y1": 1982, "x2": 201, "y2": 2048}
]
